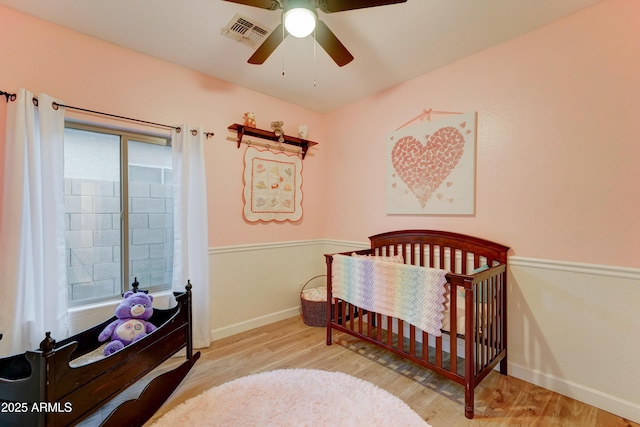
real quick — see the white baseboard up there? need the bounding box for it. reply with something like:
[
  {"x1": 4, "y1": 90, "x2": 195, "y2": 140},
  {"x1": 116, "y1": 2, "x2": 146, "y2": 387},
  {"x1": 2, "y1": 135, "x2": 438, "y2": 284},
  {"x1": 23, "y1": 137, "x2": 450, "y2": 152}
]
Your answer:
[
  {"x1": 211, "y1": 306, "x2": 301, "y2": 341},
  {"x1": 508, "y1": 361, "x2": 640, "y2": 423}
]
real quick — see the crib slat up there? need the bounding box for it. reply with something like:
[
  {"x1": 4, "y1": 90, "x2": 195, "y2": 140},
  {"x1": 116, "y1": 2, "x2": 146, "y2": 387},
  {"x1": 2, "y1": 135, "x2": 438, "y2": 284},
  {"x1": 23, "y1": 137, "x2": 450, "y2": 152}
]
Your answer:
[
  {"x1": 371, "y1": 311, "x2": 377, "y2": 339},
  {"x1": 450, "y1": 247, "x2": 456, "y2": 273},
  {"x1": 480, "y1": 287, "x2": 485, "y2": 369},
  {"x1": 488, "y1": 290, "x2": 493, "y2": 363},
  {"x1": 476, "y1": 296, "x2": 481, "y2": 373},
  {"x1": 499, "y1": 275, "x2": 504, "y2": 350},
  {"x1": 490, "y1": 278, "x2": 497, "y2": 361},
  {"x1": 475, "y1": 296, "x2": 481, "y2": 376},
  {"x1": 485, "y1": 280, "x2": 492, "y2": 363},
  {"x1": 422, "y1": 331, "x2": 429, "y2": 362},
  {"x1": 349, "y1": 304, "x2": 355, "y2": 330},
  {"x1": 409, "y1": 325, "x2": 416, "y2": 356},
  {"x1": 461, "y1": 250, "x2": 467, "y2": 274},
  {"x1": 450, "y1": 284, "x2": 457, "y2": 374},
  {"x1": 500, "y1": 275, "x2": 505, "y2": 354},
  {"x1": 435, "y1": 336, "x2": 442, "y2": 368},
  {"x1": 364, "y1": 309, "x2": 370, "y2": 336},
  {"x1": 429, "y1": 244, "x2": 434, "y2": 268},
  {"x1": 492, "y1": 277, "x2": 497, "y2": 359},
  {"x1": 483, "y1": 312, "x2": 488, "y2": 365},
  {"x1": 496, "y1": 277, "x2": 502, "y2": 357}
]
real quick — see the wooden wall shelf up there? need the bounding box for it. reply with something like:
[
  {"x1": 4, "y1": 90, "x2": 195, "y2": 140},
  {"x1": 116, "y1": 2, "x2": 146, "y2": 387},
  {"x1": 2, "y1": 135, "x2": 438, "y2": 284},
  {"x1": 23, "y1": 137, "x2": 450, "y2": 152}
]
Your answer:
[{"x1": 228, "y1": 123, "x2": 318, "y2": 159}]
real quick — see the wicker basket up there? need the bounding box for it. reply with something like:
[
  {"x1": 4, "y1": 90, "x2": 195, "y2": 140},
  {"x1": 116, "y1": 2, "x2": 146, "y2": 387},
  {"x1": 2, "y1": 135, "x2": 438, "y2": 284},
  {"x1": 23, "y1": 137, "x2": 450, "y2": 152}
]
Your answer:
[{"x1": 300, "y1": 275, "x2": 328, "y2": 327}]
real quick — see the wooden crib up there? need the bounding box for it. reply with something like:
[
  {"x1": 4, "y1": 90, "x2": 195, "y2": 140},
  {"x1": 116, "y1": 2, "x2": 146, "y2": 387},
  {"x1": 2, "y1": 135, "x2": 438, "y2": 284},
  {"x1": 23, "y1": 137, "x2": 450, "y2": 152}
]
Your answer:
[{"x1": 325, "y1": 230, "x2": 509, "y2": 419}]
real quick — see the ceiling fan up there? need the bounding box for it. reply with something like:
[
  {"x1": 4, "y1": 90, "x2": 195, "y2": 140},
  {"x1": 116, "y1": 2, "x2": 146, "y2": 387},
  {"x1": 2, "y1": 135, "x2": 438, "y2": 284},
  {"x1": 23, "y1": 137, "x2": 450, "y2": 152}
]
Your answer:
[{"x1": 223, "y1": 0, "x2": 408, "y2": 67}]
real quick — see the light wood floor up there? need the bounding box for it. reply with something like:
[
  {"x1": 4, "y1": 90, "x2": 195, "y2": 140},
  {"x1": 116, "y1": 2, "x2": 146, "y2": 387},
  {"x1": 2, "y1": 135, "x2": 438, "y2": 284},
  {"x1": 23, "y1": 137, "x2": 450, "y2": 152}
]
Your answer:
[{"x1": 143, "y1": 316, "x2": 638, "y2": 427}]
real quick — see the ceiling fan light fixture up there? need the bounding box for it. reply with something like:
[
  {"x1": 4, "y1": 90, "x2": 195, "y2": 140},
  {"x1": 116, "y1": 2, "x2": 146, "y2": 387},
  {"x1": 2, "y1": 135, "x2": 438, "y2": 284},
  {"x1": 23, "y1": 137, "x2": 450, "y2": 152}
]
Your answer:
[{"x1": 283, "y1": 7, "x2": 316, "y2": 38}]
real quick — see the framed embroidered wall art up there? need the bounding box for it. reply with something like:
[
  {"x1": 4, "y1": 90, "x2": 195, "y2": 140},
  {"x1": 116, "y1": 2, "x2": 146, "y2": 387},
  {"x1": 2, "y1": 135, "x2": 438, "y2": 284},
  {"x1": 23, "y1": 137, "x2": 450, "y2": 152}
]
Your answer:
[
  {"x1": 243, "y1": 146, "x2": 303, "y2": 222},
  {"x1": 386, "y1": 111, "x2": 477, "y2": 215}
]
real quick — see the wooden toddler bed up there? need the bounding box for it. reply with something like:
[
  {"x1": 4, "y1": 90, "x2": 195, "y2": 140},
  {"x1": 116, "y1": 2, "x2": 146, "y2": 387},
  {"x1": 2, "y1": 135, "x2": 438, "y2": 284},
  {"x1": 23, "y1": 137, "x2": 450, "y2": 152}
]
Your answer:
[
  {"x1": 0, "y1": 282, "x2": 200, "y2": 427},
  {"x1": 325, "y1": 230, "x2": 509, "y2": 419}
]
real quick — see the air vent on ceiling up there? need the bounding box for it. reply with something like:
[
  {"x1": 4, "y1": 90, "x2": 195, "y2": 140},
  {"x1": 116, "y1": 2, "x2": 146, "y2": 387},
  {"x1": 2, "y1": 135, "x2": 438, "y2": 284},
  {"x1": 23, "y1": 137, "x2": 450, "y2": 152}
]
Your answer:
[{"x1": 221, "y1": 13, "x2": 272, "y2": 49}]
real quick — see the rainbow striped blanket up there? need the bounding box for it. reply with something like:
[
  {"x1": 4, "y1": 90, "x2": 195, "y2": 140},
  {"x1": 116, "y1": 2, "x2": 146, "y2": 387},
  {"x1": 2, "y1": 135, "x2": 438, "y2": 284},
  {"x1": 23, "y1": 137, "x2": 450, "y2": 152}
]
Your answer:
[{"x1": 332, "y1": 255, "x2": 448, "y2": 336}]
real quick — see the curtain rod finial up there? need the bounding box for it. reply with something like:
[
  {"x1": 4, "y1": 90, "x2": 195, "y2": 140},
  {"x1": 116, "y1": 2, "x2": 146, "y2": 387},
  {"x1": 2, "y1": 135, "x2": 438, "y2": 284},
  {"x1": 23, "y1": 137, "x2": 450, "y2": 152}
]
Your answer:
[{"x1": 0, "y1": 90, "x2": 17, "y2": 103}]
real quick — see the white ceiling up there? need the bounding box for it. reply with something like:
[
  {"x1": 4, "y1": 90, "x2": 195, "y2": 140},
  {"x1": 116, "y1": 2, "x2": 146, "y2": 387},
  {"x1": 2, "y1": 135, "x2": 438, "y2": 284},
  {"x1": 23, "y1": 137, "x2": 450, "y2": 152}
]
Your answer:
[{"x1": 1, "y1": 0, "x2": 602, "y2": 113}]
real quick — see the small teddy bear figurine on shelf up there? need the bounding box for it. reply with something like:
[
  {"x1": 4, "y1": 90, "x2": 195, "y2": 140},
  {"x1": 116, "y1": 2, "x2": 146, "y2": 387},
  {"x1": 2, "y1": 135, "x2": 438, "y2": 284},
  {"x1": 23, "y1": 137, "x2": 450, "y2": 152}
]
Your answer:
[
  {"x1": 98, "y1": 283, "x2": 157, "y2": 356},
  {"x1": 271, "y1": 120, "x2": 285, "y2": 142},
  {"x1": 243, "y1": 111, "x2": 256, "y2": 128},
  {"x1": 298, "y1": 124, "x2": 309, "y2": 140}
]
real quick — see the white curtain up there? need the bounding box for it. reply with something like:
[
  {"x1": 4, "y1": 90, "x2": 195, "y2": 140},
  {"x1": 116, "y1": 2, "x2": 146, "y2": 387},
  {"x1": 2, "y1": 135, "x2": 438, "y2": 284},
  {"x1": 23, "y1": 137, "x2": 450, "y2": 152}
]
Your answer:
[
  {"x1": 0, "y1": 89, "x2": 68, "y2": 356},
  {"x1": 171, "y1": 125, "x2": 211, "y2": 349}
]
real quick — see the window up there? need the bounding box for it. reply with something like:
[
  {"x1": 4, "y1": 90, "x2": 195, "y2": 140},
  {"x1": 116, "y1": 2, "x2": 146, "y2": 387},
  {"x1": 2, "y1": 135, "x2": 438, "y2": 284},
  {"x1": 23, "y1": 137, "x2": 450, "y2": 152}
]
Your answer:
[{"x1": 64, "y1": 123, "x2": 173, "y2": 305}]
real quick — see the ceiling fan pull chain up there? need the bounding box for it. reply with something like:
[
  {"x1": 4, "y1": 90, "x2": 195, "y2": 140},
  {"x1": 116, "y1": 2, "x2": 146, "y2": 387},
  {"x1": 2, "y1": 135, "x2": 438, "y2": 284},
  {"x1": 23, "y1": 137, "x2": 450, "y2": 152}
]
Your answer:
[
  {"x1": 282, "y1": 20, "x2": 286, "y2": 76},
  {"x1": 313, "y1": 26, "x2": 317, "y2": 87}
]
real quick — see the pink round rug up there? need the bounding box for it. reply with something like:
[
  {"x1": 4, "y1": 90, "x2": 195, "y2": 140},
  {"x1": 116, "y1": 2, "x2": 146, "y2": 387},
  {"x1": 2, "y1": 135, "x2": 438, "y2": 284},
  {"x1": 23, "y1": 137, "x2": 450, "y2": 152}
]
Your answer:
[{"x1": 152, "y1": 368, "x2": 430, "y2": 426}]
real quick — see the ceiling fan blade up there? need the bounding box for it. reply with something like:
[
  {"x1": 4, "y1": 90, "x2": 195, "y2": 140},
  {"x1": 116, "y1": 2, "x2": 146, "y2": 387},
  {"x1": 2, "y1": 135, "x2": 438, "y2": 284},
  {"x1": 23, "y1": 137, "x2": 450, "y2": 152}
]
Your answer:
[
  {"x1": 222, "y1": 0, "x2": 280, "y2": 10},
  {"x1": 320, "y1": 0, "x2": 407, "y2": 13},
  {"x1": 314, "y1": 20, "x2": 354, "y2": 67},
  {"x1": 248, "y1": 23, "x2": 288, "y2": 64}
]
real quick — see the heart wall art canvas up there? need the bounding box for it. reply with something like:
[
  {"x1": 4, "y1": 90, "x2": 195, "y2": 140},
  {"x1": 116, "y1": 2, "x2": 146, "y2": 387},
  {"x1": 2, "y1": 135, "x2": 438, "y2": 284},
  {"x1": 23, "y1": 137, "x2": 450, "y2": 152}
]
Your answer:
[{"x1": 386, "y1": 111, "x2": 477, "y2": 215}]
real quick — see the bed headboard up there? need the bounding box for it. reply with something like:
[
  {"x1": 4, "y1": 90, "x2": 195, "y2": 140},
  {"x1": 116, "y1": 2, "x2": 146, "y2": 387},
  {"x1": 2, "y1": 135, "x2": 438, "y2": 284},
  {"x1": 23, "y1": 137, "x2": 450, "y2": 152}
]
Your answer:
[{"x1": 368, "y1": 229, "x2": 509, "y2": 275}]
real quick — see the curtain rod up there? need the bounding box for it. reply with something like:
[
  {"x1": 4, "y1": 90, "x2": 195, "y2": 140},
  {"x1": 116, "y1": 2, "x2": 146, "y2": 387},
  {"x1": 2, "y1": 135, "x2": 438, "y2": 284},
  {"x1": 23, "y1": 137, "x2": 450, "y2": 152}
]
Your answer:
[{"x1": 0, "y1": 89, "x2": 214, "y2": 139}]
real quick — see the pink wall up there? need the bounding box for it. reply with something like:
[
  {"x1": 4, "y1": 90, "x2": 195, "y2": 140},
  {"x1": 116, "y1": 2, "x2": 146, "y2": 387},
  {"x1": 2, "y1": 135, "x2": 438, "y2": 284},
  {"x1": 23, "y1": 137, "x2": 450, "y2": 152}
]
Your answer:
[
  {"x1": 0, "y1": 5, "x2": 326, "y2": 247},
  {"x1": 0, "y1": 100, "x2": 5, "y2": 218},
  {"x1": 324, "y1": 0, "x2": 640, "y2": 268}
]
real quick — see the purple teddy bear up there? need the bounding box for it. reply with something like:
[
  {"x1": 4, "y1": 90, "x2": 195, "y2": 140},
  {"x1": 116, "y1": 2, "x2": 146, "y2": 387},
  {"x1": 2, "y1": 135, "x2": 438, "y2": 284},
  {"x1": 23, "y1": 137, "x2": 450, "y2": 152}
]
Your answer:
[{"x1": 98, "y1": 291, "x2": 157, "y2": 356}]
